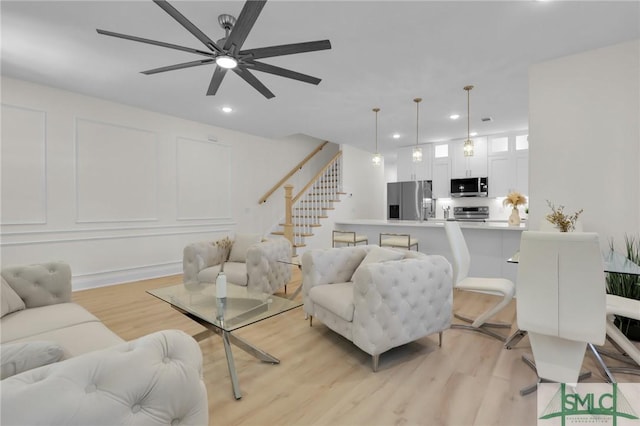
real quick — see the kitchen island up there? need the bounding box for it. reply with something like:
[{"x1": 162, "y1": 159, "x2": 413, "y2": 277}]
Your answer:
[{"x1": 334, "y1": 219, "x2": 526, "y2": 282}]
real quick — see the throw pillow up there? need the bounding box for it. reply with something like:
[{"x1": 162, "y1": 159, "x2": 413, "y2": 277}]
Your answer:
[
  {"x1": 1, "y1": 340, "x2": 64, "y2": 379},
  {"x1": 228, "y1": 233, "x2": 262, "y2": 263},
  {"x1": 351, "y1": 246, "x2": 404, "y2": 282},
  {"x1": 1, "y1": 277, "x2": 25, "y2": 318}
]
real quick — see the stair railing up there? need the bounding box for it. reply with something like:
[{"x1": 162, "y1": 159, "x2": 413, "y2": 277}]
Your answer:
[
  {"x1": 283, "y1": 151, "x2": 342, "y2": 247},
  {"x1": 258, "y1": 140, "x2": 329, "y2": 205}
]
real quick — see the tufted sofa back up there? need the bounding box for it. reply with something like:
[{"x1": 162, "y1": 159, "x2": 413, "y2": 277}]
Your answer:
[
  {"x1": 1, "y1": 262, "x2": 71, "y2": 308},
  {"x1": 1, "y1": 329, "x2": 209, "y2": 426}
]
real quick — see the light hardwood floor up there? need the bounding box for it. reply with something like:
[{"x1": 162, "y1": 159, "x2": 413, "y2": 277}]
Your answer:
[{"x1": 72, "y1": 269, "x2": 638, "y2": 426}]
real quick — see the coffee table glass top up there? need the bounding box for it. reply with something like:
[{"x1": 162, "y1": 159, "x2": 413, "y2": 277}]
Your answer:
[{"x1": 148, "y1": 282, "x2": 302, "y2": 332}]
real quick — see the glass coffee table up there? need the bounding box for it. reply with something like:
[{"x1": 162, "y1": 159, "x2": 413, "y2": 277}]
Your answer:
[{"x1": 148, "y1": 282, "x2": 302, "y2": 399}]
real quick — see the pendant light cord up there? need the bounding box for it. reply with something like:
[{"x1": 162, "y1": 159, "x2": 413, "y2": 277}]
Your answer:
[
  {"x1": 414, "y1": 98, "x2": 422, "y2": 146},
  {"x1": 373, "y1": 107, "x2": 380, "y2": 152}
]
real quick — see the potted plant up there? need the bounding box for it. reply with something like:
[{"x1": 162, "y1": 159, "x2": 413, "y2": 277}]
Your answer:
[
  {"x1": 503, "y1": 192, "x2": 527, "y2": 226},
  {"x1": 606, "y1": 235, "x2": 640, "y2": 341},
  {"x1": 545, "y1": 200, "x2": 583, "y2": 232}
]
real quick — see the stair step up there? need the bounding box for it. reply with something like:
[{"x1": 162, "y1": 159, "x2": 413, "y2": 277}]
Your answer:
[
  {"x1": 270, "y1": 231, "x2": 314, "y2": 237},
  {"x1": 293, "y1": 215, "x2": 328, "y2": 219},
  {"x1": 293, "y1": 243, "x2": 306, "y2": 248}
]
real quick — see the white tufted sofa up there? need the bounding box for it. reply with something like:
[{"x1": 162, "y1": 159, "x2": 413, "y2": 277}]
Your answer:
[
  {"x1": 1, "y1": 262, "x2": 208, "y2": 425},
  {"x1": 183, "y1": 236, "x2": 292, "y2": 294},
  {"x1": 302, "y1": 245, "x2": 453, "y2": 371},
  {"x1": 1, "y1": 329, "x2": 209, "y2": 425}
]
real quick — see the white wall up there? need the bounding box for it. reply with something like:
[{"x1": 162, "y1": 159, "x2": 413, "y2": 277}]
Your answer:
[
  {"x1": 528, "y1": 40, "x2": 640, "y2": 250},
  {"x1": 0, "y1": 77, "x2": 330, "y2": 288}
]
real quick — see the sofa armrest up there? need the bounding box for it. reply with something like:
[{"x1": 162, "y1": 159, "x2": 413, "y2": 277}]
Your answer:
[
  {"x1": 1, "y1": 329, "x2": 209, "y2": 426},
  {"x1": 1, "y1": 262, "x2": 71, "y2": 308},
  {"x1": 351, "y1": 255, "x2": 453, "y2": 356},
  {"x1": 246, "y1": 237, "x2": 292, "y2": 294},
  {"x1": 183, "y1": 240, "x2": 229, "y2": 284}
]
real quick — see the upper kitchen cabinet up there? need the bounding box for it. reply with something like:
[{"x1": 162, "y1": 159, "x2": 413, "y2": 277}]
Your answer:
[
  {"x1": 450, "y1": 137, "x2": 487, "y2": 178},
  {"x1": 487, "y1": 133, "x2": 529, "y2": 197},
  {"x1": 396, "y1": 144, "x2": 433, "y2": 181},
  {"x1": 432, "y1": 143, "x2": 451, "y2": 199}
]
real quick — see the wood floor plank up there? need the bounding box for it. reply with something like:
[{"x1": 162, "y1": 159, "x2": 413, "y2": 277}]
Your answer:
[{"x1": 71, "y1": 269, "x2": 639, "y2": 426}]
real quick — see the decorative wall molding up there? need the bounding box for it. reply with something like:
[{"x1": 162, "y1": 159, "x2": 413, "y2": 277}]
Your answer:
[
  {"x1": 72, "y1": 261, "x2": 183, "y2": 291},
  {"x1": 176, "y1": 136, "x2": 232, "y2": 221},
  {"x1": 74, "y1": 118, "x2": 159, "y2": 223},
  {"x1": 0, "y1": 225, "x2": 233, "y2": 246},
  {"x1": 0, "y1": 104, "x2": 47, "y2": 225}
]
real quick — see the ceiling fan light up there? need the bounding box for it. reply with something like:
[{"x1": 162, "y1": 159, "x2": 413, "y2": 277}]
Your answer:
[{"x1": 216, "y1": 55, "x2": 238, "y2": 69}]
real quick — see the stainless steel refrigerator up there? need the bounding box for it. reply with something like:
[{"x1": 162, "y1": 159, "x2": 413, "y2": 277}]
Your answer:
[{"x1": 387, "y1": 180, "x2": 433, "y2": 220}]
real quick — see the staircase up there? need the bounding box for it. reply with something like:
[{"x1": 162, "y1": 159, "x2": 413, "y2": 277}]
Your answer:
[{"x1": 271, "y1": 152, "x2": 344, "y2": 252}]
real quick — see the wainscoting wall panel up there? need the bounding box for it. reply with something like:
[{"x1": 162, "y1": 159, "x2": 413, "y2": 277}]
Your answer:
[
  {"x1": 75, "y1": 118, "x2": 158, "y2": 223},
  {"x1": 176, "y1": 137, "x2": 231, "y2": 220},
  {"x1": 1, "y1": 77, "x2": 331, "y2": 289},
  {"x1": 1, "y1": 104, "x2": 47, "y2": 225},
  {"x1": 1, "y1": 223, "x2": 233, "y2": 290}
]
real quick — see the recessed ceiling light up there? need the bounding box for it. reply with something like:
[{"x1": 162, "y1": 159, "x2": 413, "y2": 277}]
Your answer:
[
  {"x1": 221, "y1": 106, "x2": 233, "y2": 113},
  {"x1": 449, "y1": 114, "x2": 460, "y2": 120},
  {"x1": 470, "y1": 132, "x2": 478, "y2": 137},
  {"x1": 392, "y1": 133, "x2": 401, "y2": 139}
]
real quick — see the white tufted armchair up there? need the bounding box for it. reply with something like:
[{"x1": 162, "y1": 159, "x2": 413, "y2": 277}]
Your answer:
[
  {"x1": 302, "y1": 245, "x2": 453, "y2": 371},
  {"x1": 1, "y1": 329, "x2": 209, "y2": 425},
  {"x1": 183, "y1": 236, "x2": 292, "y2": 294}
]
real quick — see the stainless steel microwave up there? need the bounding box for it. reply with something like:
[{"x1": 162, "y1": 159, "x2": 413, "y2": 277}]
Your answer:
[{"x1": 450, "y1": 177, "x2": 488, "y2": 197}]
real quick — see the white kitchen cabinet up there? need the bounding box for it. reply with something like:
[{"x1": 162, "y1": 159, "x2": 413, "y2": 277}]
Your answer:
[
  {"x1": 396, "y1": 145, "x2": 432, "y2": 181},
  {"x1": 487, "y1": 134, "x2": 529, "y2": 197},
  {"x1": 432, "y1": 157, "x2": 451, "y2": 199},
  {"x1": 450, "y1": 137, "x2": 487, "y2": 178}
]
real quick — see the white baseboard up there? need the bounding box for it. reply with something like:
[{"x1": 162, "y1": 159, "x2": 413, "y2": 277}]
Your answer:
[{"x1": 72, "y1": 262, "x2": 182, "y2": 291}]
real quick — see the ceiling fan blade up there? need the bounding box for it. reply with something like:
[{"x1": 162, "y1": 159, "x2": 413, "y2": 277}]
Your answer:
[
  {"x1": 246, "y1": 61, "x2": 321, "y2": 85},
  {"x1": 141, "y1": 59, "x2": 215, "y2": 75},
  {"x1": 223, "y1": 0, "x2": 267, "y2": 54},
  {"x1": 97, "y1": 29, "x2": 214, "y2": 58},
  {"x1": 153, "y1": 0, "x2": 222, "y2": 53},
  {"x1": 233, "y1": 67, "x2": 274, "y2": 99},
  {"x1": 207, "y1": 67, "x2": 228, "y2": 96},
  {"x1": 240, "y1": 40, "x2": 331, "y2": 60}
]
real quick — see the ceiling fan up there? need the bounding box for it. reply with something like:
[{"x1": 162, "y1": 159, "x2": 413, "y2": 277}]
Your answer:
[{"x1": 97, "y1": 0, "x2": 331, "y2": 99}]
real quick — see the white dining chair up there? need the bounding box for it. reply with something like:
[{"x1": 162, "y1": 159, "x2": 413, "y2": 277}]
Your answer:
[
  {"x1": 444, "y1": 221, "x2": 515, "y2": 341},
  {"x1": 594, "y1": 295, "x2": 640, "y2": 381},
  {"x1": 516, "y1": 231, "x2": 606, "y2": 395}
]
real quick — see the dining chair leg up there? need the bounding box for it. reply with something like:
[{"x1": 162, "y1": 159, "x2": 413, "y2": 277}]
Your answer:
[
  {"x1": 505, "y1": 329, "x2": 528, "y2": 349},
  {"x1": 438, "y1": 331, "x2": 443, "y2": 347},
  {"x1": 309, "y1": 316, "x2": 313, "y2": 327},
  {"x1": 519, "y1": 354, "x2": 592, "y2": 396},
  {"x1": 372, "y1": 354, "x2": 380, "y2": 372}
]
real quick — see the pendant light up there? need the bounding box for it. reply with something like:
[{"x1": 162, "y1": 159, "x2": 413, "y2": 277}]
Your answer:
[
  {"x1": 412, "y1": 98, "x2": 423, "y2": 162},
  {"x1": 372, "y1": 107, "x2": 382, "y2": 167},
  {"x1": 463, "y1": 85, "x2": 474, "y2": 157}
]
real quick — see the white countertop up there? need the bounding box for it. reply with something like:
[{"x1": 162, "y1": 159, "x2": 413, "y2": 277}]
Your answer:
[{"x1": 335, "y1": 219, "x2": 528, "y2": 231}]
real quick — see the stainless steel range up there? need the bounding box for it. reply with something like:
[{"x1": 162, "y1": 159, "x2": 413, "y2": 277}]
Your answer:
[{"x1": 453, "y1": 206, "x2": 489, "y2": 222}]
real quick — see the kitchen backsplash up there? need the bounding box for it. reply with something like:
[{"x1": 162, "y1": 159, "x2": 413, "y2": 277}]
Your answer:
[{"x1": 431, "y1": 196, "x2": 527, "y2": 221}]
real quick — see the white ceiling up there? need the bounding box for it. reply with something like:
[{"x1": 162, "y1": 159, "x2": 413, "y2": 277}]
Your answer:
[{"x1": 2, "y1": 1, "x2": 639, "y2": 161}]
